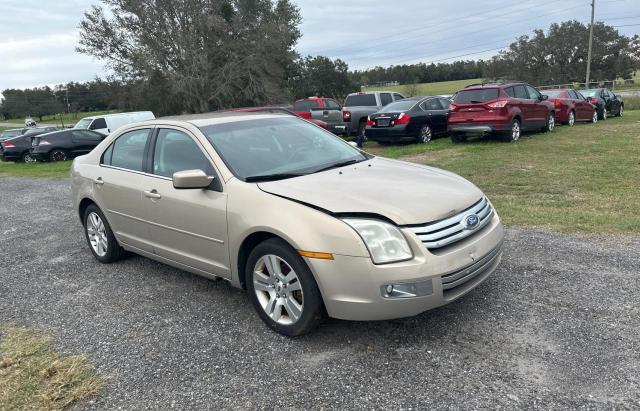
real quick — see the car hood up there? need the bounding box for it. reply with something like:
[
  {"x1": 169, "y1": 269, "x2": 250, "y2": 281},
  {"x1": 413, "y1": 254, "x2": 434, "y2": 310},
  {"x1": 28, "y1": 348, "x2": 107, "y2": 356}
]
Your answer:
[{"x1": 258, "y1": 157, "x2": 484, "y2": 225}]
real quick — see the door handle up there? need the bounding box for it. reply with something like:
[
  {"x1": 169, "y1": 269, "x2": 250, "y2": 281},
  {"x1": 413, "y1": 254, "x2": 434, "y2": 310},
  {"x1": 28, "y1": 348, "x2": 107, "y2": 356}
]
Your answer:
[
  {"x1": 144, "y1": 190, "x2": 162, "y2": 199},
  {"x1": 93, "y1": 177, "x2": 104, "y2": 185}
]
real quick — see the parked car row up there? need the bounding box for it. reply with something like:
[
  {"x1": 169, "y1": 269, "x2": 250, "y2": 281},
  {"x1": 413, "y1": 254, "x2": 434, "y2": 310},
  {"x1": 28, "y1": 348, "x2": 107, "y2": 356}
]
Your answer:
[
  {"x1": 0, "y1": 112, "x2": 155, "y2": 163},
  {"x1": 359, "y1": 82, "x2": 625, "y2": 144}
]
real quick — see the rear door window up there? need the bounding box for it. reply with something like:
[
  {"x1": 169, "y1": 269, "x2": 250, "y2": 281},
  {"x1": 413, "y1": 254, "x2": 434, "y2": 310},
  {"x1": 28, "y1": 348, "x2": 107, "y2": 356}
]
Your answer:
[
  {"x1": 380, "y1": 93, "x2": 393, "y2": 106},
  {"x1": 504, "y1": 87, "x2": 515, "y2": 98},
  {"x1": 108, "y1": 129, "x2": 151, "y2": 171},
  {"x1": 514, "y1": 85, "x2": 528, "y2": 99},
  {"x1": 438, "y1": 98, "x2": 451, "y2": 109},
  {"x1": 344, "y1": 94, "x2": 377, "y2": 107},
  {"x1": 325, "y1": 99, "x2": 341, "y2": 109},
  {"x1": 568, "y1": 90, "x2": 578, "y2": 99},
  {"x1": 422, "y1": 98, "x2": 443, "y2": 110},
  {"x1": 152, "y1": 129, "x2": 214, "y2": 178},
  {"x1": 453, "y1": 88, "x2": 500, "y2": 103},
  {"x1": 393, "y1": 93, "x2": 405, "y2": 101}
]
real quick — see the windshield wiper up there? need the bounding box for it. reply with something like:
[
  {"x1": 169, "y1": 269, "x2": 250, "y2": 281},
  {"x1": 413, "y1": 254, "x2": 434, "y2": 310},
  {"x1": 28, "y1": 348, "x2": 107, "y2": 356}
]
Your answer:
[
  {"x1": 244, "y1": 173, "x2": 306, "y2": 182},
  {"x1": 313, "y1": 158, "x2": 363, "y2": 174}
]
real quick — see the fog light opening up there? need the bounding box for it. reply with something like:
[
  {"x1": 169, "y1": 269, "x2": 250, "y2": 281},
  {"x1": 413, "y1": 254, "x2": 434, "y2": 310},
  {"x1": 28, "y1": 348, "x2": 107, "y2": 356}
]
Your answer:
[{"x1": 381, "y1": 279, "x2": 433, "y2": 299}]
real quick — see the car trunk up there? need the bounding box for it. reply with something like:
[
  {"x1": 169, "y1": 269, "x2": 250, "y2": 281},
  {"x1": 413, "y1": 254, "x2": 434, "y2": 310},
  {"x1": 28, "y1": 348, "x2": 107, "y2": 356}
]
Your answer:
[
  {"x1": 369, "y1": 112, "x2": 403, "y2": 127},
  {"x1": 449, "y1": 88, "x2": 501, "y2": 123}
]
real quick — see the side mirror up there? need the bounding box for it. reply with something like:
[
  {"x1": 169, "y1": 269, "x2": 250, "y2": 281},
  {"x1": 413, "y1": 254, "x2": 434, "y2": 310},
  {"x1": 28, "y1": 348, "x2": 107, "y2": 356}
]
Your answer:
[
  {"x1": 348, "y1": 141, "x2": 358, "y2": 148},
  {"x1": 173, "y1": 169, "x2": 214, "y2": 189},
  {"x1": 539, "y1": 95, "x2": 548, "y2": 101},
  {"x1": 586, "y1": 97, "x2": 593, "y2": 102}
]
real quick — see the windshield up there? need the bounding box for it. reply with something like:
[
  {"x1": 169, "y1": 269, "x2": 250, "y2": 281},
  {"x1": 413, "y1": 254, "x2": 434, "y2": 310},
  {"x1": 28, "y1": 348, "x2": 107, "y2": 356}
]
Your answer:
[
  {"x1": 543, "y1": 90, "x2": 564, "y2": 98},
  {"x1": 581, "y1": 89, "x2": 599, "y2": 97},
  {"x1": 344, "y1": 94, "x2": 377, "y2": 107},
  {"x1": 74, "y1": 119, "x2": 93, "y2": 129},
  {"x1": 454, "y1": 89, "x2": 500, "y2": 103},
  {"x1": 379, "y1": 100, "x2": 415, "y2": 112},
  {"x1": 199, "y1": 117, "x2": 368, "y2": 181}
]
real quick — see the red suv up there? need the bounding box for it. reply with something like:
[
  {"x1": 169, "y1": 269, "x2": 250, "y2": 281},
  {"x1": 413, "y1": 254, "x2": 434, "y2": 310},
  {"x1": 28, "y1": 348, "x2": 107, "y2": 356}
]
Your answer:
[{"x1": 448, "y1": 81, "x2": 556, "y2": 143}]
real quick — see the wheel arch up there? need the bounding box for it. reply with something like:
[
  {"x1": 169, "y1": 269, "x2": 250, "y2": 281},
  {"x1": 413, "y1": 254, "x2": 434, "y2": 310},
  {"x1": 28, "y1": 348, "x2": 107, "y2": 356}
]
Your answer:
[
  {"x1": 78, "y1": 197, "x2": 97, "y2": 225},
  {"x1": 237, "y1": 231, "x2": 286, "y2": 289}
]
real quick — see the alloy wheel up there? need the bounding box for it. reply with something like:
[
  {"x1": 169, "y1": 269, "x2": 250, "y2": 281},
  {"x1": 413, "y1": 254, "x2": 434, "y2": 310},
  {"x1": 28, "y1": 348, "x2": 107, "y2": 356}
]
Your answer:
[
  {"x1": 511, "y1": 121, "x2": 520, "y2": 141},
  {"x1": 252, "y1": 254, "x2": 304, "y2": 325},
  {"x1": 86, "y1": 212, "x2": 108, "y2": 257},
  {"x1": 23, "y1": 153, "x2": 37, "y2": 163},
  {"x1": 602, "y1": 109, "x2": 607, "y2": 120},
  {"x1": 619, "y1": 106, "x2": 624, "y2": 117},
  {"x1": 419, "y1": 125, "x2": 432, "y2": 143},
  {"x1": 547, "y1": 114, "x2": 555, "y2": 132},
  {"x1": 51, "y1": 150, "x2": 67, "y2": 162},
  {"x1": 592, "y1": 111, "x2": 598, "y2": 123},
  {"x1": 568, "y1": 111, "x2": 575, "y2": 127}
]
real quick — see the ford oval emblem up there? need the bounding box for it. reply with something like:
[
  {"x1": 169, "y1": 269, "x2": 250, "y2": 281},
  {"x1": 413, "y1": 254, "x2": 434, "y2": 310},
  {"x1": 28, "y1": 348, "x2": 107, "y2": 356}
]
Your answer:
[{"x1": 462, "y1": 214, "x2": 480, "y2": 230}]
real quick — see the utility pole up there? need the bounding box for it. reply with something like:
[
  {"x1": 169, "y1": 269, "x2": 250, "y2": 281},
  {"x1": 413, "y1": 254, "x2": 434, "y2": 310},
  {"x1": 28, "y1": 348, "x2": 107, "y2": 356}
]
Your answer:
[
  {"x1": 585, "y1": 0, "x2": 595, "y2": 88},
  {"x1": 65, "y1": 88, "x2": 70, "y2": 114}
]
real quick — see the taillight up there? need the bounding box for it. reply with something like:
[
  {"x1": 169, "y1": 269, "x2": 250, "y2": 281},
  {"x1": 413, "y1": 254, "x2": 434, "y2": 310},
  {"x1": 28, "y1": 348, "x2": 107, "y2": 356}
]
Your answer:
[
  {"x1": 487, "y1": 100, "x2": 507, "y2": 109},
  {"x1": 394, "y1": 113, "x2": 410, "y2": 125},
  {"x1": 343, "y1": 111, "x2": 351, "y2": 122},
  {"x1": 2, "y1": 141, "x2": 16, "y2": 148},
  {"x1": 449, "y1": 102, "x2": 458, "y2": 112},
  {"x1": 554, "y1": 100, "x2": 563, "y2": 108},
  {"x1": 366, "y1": 116, "x2": 374, "y2": 127},
  {"x1": 591, "y1": 98, "x2": 600, "y2": 103}
]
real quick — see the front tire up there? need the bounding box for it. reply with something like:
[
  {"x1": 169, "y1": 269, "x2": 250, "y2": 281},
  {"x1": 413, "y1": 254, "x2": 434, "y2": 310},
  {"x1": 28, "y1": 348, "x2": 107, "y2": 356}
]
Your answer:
[
  {"x1": 618, "y1": 105, "x2": 624, "y2": 117},
  {"x1": 416, "y1": 124, "x2": 432, "y2": 143},
  {"x1": 542, "y1": 112, "x2": 555, "y2": 132},
  {"x1": 245, "y1": 238, "x2": 324, "y2": 337},
  {"x1": 590, "y1": 110, "x2": 598, "y2": 123},
  {"x1": 83, "y1": 204, "x2": 126, "y2": 263}
]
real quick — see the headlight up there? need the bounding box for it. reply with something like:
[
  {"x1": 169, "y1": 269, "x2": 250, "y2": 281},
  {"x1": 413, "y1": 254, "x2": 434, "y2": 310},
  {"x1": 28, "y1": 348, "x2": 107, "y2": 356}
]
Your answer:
[{"x1": 342, "y1": 218, "x2": 413, "y2": 264}]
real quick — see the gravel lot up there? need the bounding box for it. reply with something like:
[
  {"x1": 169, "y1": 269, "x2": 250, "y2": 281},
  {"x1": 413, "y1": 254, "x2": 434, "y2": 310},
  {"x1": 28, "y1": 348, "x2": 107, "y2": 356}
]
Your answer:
[{"x1": 1, "y1": 178, "x2": 639, "y2": 409}]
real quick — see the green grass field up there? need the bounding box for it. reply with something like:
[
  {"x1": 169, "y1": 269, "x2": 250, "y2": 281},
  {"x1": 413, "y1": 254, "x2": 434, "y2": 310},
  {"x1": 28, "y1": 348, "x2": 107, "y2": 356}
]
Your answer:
[
  {"x1": 363, "y1": 78, "x2": 481, "y2": 96},
  {"x1": 0, "y1": 160, "x2": 72, "y2": 179},
  {"x1": 1, "y1": 110, "x2": 119, "y2": 127},
  {"x1": 365, "y1": 111, "x2": 640, "y2": 234}
]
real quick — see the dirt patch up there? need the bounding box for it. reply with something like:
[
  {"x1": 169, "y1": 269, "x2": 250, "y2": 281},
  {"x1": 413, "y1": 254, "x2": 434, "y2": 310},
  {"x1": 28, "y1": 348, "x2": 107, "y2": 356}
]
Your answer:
[{"x1": 400, "y1": 148, "x2": 461, "y2": 164}]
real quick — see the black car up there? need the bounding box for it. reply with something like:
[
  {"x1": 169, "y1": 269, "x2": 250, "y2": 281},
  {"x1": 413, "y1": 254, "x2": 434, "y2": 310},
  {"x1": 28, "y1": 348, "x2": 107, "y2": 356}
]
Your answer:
[
  {"x1": 365, "y1": 96, "x2": 450, "y2": 144},
  {"x1": 0, "y1": 127, "x2": 60, "y2": 162},
  {"x1": 580, "y1": 88, "x2": 624, "y2": 120},
  {"x1": 0, "y1": 128, "x2": 27, "y2": 142},
  {"x1": 30, "y1": 129, "x2": 105, "y2": 162}
]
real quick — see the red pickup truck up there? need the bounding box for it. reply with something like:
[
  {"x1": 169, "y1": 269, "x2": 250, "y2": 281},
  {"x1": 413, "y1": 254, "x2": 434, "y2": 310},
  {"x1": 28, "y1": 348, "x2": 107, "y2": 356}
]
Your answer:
[{"x1": 293, "y1": 97, "x2": 347, "y2": 135}]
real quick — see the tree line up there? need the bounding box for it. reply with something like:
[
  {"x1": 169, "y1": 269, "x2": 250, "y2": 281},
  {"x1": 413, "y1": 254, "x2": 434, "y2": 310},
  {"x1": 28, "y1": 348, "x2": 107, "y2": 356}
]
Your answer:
[{"x1": 0, "y1": 0, "x2": 637, "y2": 122}]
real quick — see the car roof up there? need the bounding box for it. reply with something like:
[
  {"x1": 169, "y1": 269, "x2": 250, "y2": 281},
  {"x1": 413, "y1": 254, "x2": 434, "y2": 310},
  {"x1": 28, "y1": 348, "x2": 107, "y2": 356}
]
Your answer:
[
  {"x1": 463, "y1": 81, "x2": 526, "y2": 90},
  {"x1": 140, "y1": 111, "x2": 295, "y2": 128}
]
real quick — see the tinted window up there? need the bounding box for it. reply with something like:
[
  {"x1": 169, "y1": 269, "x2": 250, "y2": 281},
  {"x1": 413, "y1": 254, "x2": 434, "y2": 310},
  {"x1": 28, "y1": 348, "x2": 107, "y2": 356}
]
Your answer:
[
  {"x1": 344, "y1": 94, "x2": 377, "y2": 107},
  {"x1": 504, "y1": 87, "x2": 515, "y2": 98},
  {"x1": 293, "y1": 100, "x2": 319, "y2": 111},
  {"x1": 439, "y1": 98, "x2": 451, "y2": 109},
  {"x1": 514, "y1": 85, "x2": 528, "y2": 99},
  {"x1": 90, "y1": 118, "x2": 107, "y2": 130},
  {"x1": 568, "y1": 90, "x2": 578, "y2": 99},
  {"x1": 152, "y1": 129, "x2": 214, "y2": 178},
  {"x1": 393, "y1": 93, "x2": 405, "y2": 101},
  {"x1": 380, "y1": 100, "x2": 416, "y2": 112},
  {"x1": 525, "y1": 85, "x2": 541, "y2": 100},
  {"x1": 454, "y1": 88, "x2": 500, "y2": 103},
  {"x1": 576, "y1": 91, "x2": 586, "y2": 100},
  {"x1": 380, "y1": 93, "x2": 392, "y2": 106},
  {"x1": 199, "y1": 117, "x2": 366, "y2": 180},
  {"x1": 110, "y1": 129, "x2": 150, "y2": 171},
  {"x1": 606, "y1": 90, "x2": 615, "y2": 98},
  {"x1": 0, "y1": 130, "x2": 22, "y2": 139},
  {"x1": 72, "y1": 130, "x2": 103, "y2": 141},
  {"x1": 325, "y1": 100, "x2": 341, "y2": 109},
  {"x1": 422, "y1": 98, "x2": 442, "y2": 110}
]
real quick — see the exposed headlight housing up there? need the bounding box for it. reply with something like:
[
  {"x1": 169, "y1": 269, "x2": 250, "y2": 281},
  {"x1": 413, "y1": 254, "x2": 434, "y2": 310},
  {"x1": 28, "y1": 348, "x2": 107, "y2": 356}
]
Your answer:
[{"x1": 342, "y1": 218, "x2": 413, "y2": 264}]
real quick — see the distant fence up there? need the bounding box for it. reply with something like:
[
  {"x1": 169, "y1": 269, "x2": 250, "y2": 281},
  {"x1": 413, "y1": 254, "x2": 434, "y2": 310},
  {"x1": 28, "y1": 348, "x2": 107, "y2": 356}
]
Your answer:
[{"x1": 538, "y1": 78, "x2": 637, "y2": 90}]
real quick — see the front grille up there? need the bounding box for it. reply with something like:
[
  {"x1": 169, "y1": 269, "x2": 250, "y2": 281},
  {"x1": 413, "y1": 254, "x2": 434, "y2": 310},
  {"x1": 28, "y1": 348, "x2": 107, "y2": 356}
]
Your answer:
[
  {"x1": 408, "y1": 197, "x2": 494, "y2": 250},
  {"x1": 441, "y1": 241, "x2": 503, "y2": 292}
]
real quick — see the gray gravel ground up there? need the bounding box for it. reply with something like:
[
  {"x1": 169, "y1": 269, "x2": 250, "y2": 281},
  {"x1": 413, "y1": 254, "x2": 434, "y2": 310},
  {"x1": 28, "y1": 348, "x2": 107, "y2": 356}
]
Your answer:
[{"x1": 1, "y1": 178, "x2": 639, "y2": 409}]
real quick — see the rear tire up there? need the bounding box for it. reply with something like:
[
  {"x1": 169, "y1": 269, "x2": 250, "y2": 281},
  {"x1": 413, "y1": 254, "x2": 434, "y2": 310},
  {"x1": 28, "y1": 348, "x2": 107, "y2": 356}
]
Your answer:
[
  {"x1": 83, "y1": 204, "x2": 126, "y2": 263},
  {"x1": 618, "y1": 105, "x2": 624, "y2": 117},
  {"x1": 567, "y1": 110, "x2": 575, "y2": 127},
  {"x1": 599, "y1": 108, "x2": 607, "y2": 121},
  {"x1": 503, "y1": 119, "x2": 521, "y2": 142},
  {"x1": 50, "y1": 149, "x2": 68, "y2": 162},
  {"x1": 416, "y1": 124, "x2": 432, "y2": 143},
  {"x1": 451, "y1": 133, "x2": 467, "y2": 144},
  {"x1": 245, "y1": 238, "x2": 324, "y2": 337},
  {"x1": 22, "y1": 152, "x2": 37, "y2": 163},
  {"x1": 590, "y1": 110, "x2": 598, "y2": 123}
]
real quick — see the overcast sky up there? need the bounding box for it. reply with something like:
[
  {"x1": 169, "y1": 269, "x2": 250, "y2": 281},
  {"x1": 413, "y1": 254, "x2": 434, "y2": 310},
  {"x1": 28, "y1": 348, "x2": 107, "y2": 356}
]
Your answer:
[{"x1": 0, "y1": 0, "x2": 639, "y2": 89}]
